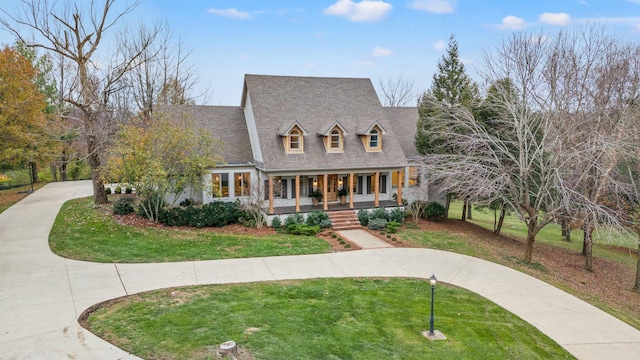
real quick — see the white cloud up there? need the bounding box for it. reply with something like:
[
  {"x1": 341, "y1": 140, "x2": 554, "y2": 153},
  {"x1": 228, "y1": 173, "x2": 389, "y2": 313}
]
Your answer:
[
  {"x1": 408, "y1": 0, "x2": 457, "y2": 14},
  {"x1": 207, "y1": 8, "x2": 253, "y2": 20},
  {"x1": 372, "y1": 46, "x2": 392, "y2": 57},
  {"x1": 498, "y1": 15, "x2": 527, "y2": 30},
  {"x1": 323, "y1": 0, "x2": 393, "y2": 22},
  {"x1": 433, "y1": 39, "x2": 446, "y2": 50},
  {"x1": 627, "y1": 0, "x2": 640, "y2": 4},
  {"x1": 539, "y1": 12, "x2": 571, "y2": 25}
]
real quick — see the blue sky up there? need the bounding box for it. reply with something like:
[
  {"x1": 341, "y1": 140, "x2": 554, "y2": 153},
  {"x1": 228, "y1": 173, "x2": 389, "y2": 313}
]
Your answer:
[{"x1": 3, "y1": 0, "x2": 640, "y2": 105}]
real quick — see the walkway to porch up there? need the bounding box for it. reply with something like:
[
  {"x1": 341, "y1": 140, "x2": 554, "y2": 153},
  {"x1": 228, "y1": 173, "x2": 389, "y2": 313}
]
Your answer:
[{"x1": 270, "y1": 200, "x2": 400, "y2": 215}]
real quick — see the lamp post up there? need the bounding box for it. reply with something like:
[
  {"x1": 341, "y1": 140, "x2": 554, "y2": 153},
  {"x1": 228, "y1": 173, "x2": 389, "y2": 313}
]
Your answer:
[{"x1": 429, "y1": 274, "x2": 437, "y2": 336}]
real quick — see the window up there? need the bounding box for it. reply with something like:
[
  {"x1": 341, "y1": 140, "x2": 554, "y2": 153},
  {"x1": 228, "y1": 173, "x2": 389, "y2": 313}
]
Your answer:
[
  {"x1": 409, "y1": 167, "x2": 420, "y2": 187},
  {"x1": 357, "y1": 176, "x2": 363, "y2": 194},
  {"x1": 234, "y1": 172, "x2": 251, "y2": 197},
  {"x1": 379, "y1": 175, "x2": 387, "y2": 194},
  {"x1": 369, "y1": 129, "x2": 379, "y2": 149},
  {"x1": 212, "y1": 173, "x2": 229, "y2": 197},
  {"x1": 286, "y1": 126, "x2": 304, "y2": 154},
  {"x1": 290, "y1": 129, "x2": 300, "y2": 150},
  {"x1": 366, "y1": 175, "x2": 372, "y2": 194}
]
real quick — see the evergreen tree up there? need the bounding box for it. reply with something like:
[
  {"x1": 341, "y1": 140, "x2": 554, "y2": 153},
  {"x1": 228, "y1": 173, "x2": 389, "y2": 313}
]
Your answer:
[{"x1": 415, "y1": 35, "x2": 479, "y2": 218}]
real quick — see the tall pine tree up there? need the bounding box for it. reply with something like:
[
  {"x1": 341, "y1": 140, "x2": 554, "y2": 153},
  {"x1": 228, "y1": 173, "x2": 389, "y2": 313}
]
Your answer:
[{"x1": 416, "y1": 35, "x2": 479, "y2": 218}]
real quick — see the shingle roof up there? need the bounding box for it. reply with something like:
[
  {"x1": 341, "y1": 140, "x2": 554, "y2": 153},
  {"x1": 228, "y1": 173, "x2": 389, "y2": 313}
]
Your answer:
[
  {"x1": 155, "y1": 105, "x2": 253, "y2": 165},
  {"x1": 385, "y1": 107, "x2": 420, "y2": 159},
  {"x1": 242, "y1": 74, "x2": 408, "y2": 172}
]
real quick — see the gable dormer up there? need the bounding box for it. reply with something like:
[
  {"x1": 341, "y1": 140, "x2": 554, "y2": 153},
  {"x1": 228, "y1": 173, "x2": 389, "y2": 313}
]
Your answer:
[
  {"x1": 278, "y1": 121, "x2": 308, "y2": 154},
  {"x1": 357, "y1": 121, "x2": 388, "y2": 152},
  {"x1": 318, "y1": 121, "x2": 349, "y2": 153}
]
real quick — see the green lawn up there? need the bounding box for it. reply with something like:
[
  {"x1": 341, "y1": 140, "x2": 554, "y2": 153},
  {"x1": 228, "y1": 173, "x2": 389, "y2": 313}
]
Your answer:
[
  {"x1": 85, "y1": 278, "x2": 574, "y2": 360},
  {"x1": 49, "y1": 197, "x2": 331, "y2": 263},
  {"x1": 449, "y1": 202, "x2": 638, "y2": 266}
]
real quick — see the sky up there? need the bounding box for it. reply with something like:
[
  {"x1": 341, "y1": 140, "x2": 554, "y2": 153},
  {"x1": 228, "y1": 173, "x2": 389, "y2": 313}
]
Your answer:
[{"x1": 2, "y1": 0, "x2": 640, "y2": 106}]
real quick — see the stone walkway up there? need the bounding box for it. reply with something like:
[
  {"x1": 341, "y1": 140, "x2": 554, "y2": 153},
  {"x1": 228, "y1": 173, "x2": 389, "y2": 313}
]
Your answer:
[{"x1": 1, "y1": 181, "x2": 640, "y2": 359}]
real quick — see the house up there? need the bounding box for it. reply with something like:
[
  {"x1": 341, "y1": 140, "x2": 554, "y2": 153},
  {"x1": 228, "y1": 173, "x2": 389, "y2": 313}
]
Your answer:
[{"x1": 158, "y1": 74, "x2": 439, "y2": 220}]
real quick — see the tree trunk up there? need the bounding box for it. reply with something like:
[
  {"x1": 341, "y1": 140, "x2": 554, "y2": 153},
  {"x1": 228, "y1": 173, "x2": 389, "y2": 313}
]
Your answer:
[
  {"x1": 87, "y1": 134, "x2": 107, "y2": 204},
  {"x1": 467, "y1": 202, "x2": 472, "y2": 219},
  {"x1": 50, "y1": 164, "x2": 58, "y2": 182},
  {"x1": 634, "y1": 242, "x2": 639, "y2": 292},
  {"x1": 461, "y1": 200, "x2": 467, "y2": 221},
  {"x1": 29, "y1": 162, "x2": 38, "y2": 183},
  {"x1": 495, "y1": 203, "x2": 506, "y2": 235},
  {"x1": 560, "y1": 217, "x2": 571, "y2": 242},
  {"x1": 582, "y1": 228, "x2": 587, "y2": 256},
  {"x1": 584, "y1": 226, "x2": 594, "y2": 272},
  {"x1": 523, "y1": 218, "x2": 537, "y2": 263},
  {"x1": 61, "y1": 150, "x2": 68, "y2": 182},
  {"x1": 444, "y1": 194, "x2": 451, "y2": 220}
]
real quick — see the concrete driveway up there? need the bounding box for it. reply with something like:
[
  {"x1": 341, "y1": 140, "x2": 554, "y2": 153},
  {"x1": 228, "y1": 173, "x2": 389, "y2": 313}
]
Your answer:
[{"x1": 1, "y1": 181, "x2": 639, "y2": 359}]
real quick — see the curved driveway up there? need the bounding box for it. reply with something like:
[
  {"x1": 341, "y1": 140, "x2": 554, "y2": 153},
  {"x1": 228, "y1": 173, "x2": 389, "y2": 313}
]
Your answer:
[{"x1": 1, "y1": 181, "x2": 640, "y2": 359}]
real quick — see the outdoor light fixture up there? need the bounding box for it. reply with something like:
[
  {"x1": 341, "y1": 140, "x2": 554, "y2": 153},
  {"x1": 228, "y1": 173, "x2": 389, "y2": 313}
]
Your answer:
[{"x1": 429, "y1": 274, "x2": 437, "y2": 336}]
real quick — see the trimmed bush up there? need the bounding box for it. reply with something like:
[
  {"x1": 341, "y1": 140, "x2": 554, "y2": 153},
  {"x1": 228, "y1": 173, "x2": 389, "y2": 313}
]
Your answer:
[
  {"x1": 424, "y1": 201, "x2": 446, "y2": 221},
  {"x1": 368, "y1": 218, "x2": 388, "y2": 230},
  {"x1": 284, "y1": 213, "x2": 305, "y2": 227},
  {"x1": 305, "y1": 210, "x2": 330, "y2": 227},
  {"x1": 104, "y1": 187, "x2": 112, "y2": 194},
  {"x1": 125, "y1": 187, "x2": 133, "y2": 194},
  {"x1": 114, "y1": 186, "x2": 122, "y2": 194},
  {"x1": 319, "y1": 219, "x2": 332, "y2": 229},
  {"x1": 370, "y1": 207, "x2": 389, "y2": 221},
  {"x1": 357, "y1": 209, "x2": 369, "y2": 226},
  {"x1": 286, "y1": 223, "x2": 320, "y2": 236},
  {"x1": 113, "y1": 197, "x2": 135, "y2": 215},
  {"x1": 271, "y1": 216, "x2": 282, "y2": 228},
  {"x1": 388, "y1": 208, "x2": 406, "y2": 223},
  {"x1": 179, "y1": 198, "x2": 193, "y2": 207},
  {"x1": 386, "y1": 220, "x2": 401, "y2": 234}
]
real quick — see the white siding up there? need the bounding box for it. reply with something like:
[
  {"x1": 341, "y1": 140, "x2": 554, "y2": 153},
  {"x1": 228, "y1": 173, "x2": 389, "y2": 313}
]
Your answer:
[{"x1": 243, "y1": 92, "x2": 263, "y2": 163}]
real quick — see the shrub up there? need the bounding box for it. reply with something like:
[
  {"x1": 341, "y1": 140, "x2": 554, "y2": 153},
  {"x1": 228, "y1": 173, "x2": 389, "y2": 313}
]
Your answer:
[
  {"x1": 387, "y1": 234, "x2": 391, "y2": 238},
  {"x1": 202, "y1": 201, "x2": 240, "y2": 227},
  {"x1": 388, "y1": 208, "x2": 406, "y2": 223},
  {"x1": 305, "y1": 210, "x2": 330, "y2": 227},
  {"x1": 138, "y1": 195, "x2": 165, "y2": 220},
  {"x1": 271, "y1": 216, "x2": 282, "y2": 228},
  {"x1": 331, "y1": 233, "x2": 337, "y2": 238},
  {"x1": 179, "y1": 198, "x2": 193, "y2": 207},
  {"x1": 319, "y1": 219, "x2": 332, "y2": 229},
  {"x1": 114, "y1": 186, "x2": 122, "y2": 194},
  {"x1": 357, "y1": 209, "x2": 369, "y2": 226},
  {"x1": 125, "y1": 187, "x2": 133, "y2": 194},
  {"x1": 386, "y1": 220, "x2": 401, "y2": 234},
  {"x1": 284, "y1": 213, "x2": 305, "y2": 227},
  {"x1": 104, "y1": 187, "x2": 112, "y2": 195},
  {"x1": 370, "y1": 207, "x2": 389, "y2": 221},
  {"x1": 368, "y1": 218, "x2": 388, "y2": 230},
  {"x1": 424, "y1": 201, "x2": 446, "y2": 221},
  {"x1": 113, "y1": 197, "x2": 135, "y2": 215},
  {"x1": 286, "y1": 223, "x2": 320, "y2": 236}
]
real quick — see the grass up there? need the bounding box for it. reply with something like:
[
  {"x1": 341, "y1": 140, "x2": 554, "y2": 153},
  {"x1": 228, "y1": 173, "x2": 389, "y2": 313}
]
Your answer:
[
  {"x1": 49, "y1": 197, "x2": 331, "y2": 263},
  {"x1": 85, "y1": 278, "x2": 574, "y2": 360},
  {"x1": 449, "y1": 202, "x2": 638, "y2": 267}
]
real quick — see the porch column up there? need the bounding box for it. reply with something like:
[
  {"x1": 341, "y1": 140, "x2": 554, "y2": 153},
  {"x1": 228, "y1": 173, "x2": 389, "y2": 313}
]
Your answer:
[
  {"x1": 397, "y1": 169, "x2": 403, "y2": 206},
  {"x1": 295, "y1": 175, "x2": 300, "y2": 213},
  {"x1": 268, "y1": 176, "x2": 274, "y2": 214},
  {"x1": 374, "y1": 172, "x2": 380, "y2": 207},
  {"x1": 349, "y1": 173, "x2": 354, "y2": 209},
  {"x1": 323, "y1": 173, "x2": 328, "y2": 211}
]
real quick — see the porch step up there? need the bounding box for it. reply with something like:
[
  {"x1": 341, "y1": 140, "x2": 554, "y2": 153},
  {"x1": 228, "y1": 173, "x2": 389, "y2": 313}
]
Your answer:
[{"x1": 327, "y1": 210, "x2": 362, "y2": 230}]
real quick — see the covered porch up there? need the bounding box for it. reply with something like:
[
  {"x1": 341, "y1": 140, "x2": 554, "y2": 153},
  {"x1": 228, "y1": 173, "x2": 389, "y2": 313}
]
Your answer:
[
  {"x1": 270, "y1": 200, "x2": 400, "y2": 215},
  {"x1": 265, "y1": 170, "x2": 406, "y2": 214}
]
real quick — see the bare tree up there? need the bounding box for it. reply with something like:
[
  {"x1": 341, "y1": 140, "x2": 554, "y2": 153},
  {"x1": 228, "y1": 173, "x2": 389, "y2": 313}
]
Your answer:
[
  {"x1": 378, "y1": 75, "x2": 416, "y2": 107},
  {"x1": 1, "y1": 0, "x2": 155, "y2": 204},
  {"x1": 420, "y1": 27, "x2": 639, "y2": 266}
]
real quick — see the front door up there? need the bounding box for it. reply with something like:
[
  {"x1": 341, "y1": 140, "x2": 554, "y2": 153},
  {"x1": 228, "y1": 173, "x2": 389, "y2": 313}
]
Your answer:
[{"x1": 326, "y1": 174, "x2": 338, "y2": 202}]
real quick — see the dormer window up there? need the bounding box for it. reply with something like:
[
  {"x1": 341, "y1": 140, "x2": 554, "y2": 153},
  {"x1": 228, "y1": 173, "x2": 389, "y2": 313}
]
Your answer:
[
  {"x1": 330, "y1": 129, "x2": 342, "y2": 151},
  {"x1": 357, "y1": 122, "x2": 386, "y2": 152},
  {"x1": 279, "y1": 123, "x2": 307, "y2": 154},
  {"x1": 369, "y1": 129, "x2": 379, "y2": 149},
  {"x1": 290, "y1": 129, "x2": 301, "y2": 151},
  {"x1": 318, "y1": 121, "x2": 347, "y2": 153}
]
